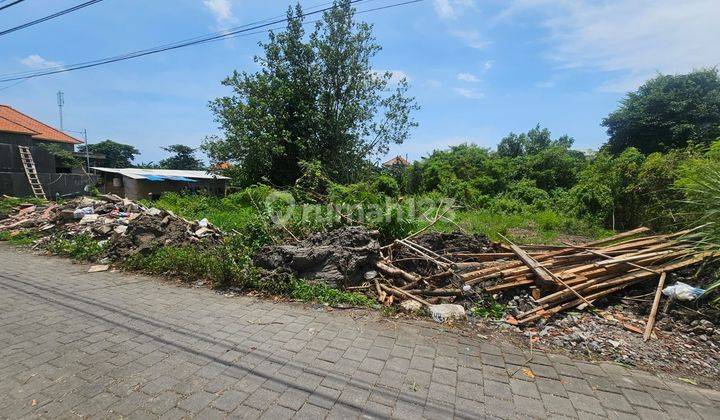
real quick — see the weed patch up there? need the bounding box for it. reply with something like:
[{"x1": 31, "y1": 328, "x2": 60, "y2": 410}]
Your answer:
[
  {"x1": 289, "y1": 280, "x2": 375, "y2": 307},
  {"x1": 46, "y1": 234, "x2": 106, "y2": 261},
  {"x1": 0, "y1": 230, "x2": 40, "y2": 245}
]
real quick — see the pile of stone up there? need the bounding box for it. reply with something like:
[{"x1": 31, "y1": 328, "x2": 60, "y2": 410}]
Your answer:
[{"x1": 0, "y1": 194, "x2": 222, "y2": 259}]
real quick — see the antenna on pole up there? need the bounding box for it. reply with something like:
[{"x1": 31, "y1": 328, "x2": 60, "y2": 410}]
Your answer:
[
  {"x1": 83, "y1": 129, "x2": 90, "y2": 170},
  {"x1": 57, "y1": 91, "x2": 64, "y2": 131}
]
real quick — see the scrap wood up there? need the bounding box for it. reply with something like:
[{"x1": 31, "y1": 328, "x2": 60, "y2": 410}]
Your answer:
[
  {"x1": 396, "y1": 238, "x2": 452, "y2": 268},
  {"x1": 374, "y1": 279, "x2": 387, "y2": 302},
  {"x1": 405, "y1": 288, "x2": 463, "y2": 297},
  {"x1": 518, "y1": 253, "x2": 712, "y2": 324},
  {"x1": 643, "y1": 272, "x2": 667, "y2": 342},
  {"x1": 376, "y1": 261, "x2": 419, "y2": 284},
  {"x1": 378, "y1": 282, "x2": 431, "y2": 306},
  {"x1": 500, "y1": 234, "x2": 597, "y2": 309}
]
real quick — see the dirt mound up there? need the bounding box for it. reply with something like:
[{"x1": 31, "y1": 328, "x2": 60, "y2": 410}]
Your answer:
[
  {"x1": 253, "y1": 226, "x2": 381, "y2": 288},
  {"x1": 104, "y1": 213, "x2": 216, "y2": 259}
]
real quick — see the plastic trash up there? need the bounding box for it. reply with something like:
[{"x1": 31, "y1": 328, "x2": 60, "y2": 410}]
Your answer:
[
  {"x1": 198, "y1": 218, "x2": 209, "y2": 228},
  {"x1": 73, "y1": 207, "x2": 94, "y2": 219},
  {"x1": 662, "y1": 282, "x2": 705, "y2": 301}
]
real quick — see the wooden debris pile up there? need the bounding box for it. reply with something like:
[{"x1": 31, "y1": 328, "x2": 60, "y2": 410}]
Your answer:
[{"x1": 372, "y1": 227, "x2": 715, "y2": 326}]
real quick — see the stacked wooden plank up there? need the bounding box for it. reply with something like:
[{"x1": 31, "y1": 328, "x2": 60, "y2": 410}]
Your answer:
[{"x1": 458, "y1": 227, "x2": 713, "y2": 324}]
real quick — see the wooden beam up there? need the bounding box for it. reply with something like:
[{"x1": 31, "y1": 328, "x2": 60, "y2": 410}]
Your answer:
[{"x1": 643, "y1": 272, "x2": 667, "y2": 342}]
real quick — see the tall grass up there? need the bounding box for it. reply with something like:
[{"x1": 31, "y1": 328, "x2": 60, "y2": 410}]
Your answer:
[{"x1": 676, "y1": 161, "x2": 720, "y2": 297}]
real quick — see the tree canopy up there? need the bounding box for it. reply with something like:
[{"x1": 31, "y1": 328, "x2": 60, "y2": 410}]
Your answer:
[
  {"x1": 496, "y1": 124, "x2": 574, "y2": 158},
  {"x1": 159, "y1": 144, "x2": 204, "y2": 170},
  {"x1": 203, "y1": 0, "x2": 418, "y2": 187},
  {"x1": 77, "y1": 140, "x2": 140, "y2": 168},
  {"x1": 602, "y1": 68, "x2": 720, "y2": 154}
]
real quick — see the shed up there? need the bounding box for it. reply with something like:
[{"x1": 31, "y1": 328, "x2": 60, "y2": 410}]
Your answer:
[{"x1": 91, "y1": 167, "x2": 230, "y2": 200}]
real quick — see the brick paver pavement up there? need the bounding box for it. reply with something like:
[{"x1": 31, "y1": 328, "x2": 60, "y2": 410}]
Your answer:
[{"x1": 1, "y1": 244, "x2": 719, "y2": 419}]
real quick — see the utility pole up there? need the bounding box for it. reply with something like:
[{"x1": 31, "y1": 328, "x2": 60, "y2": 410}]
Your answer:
[
  {"x1": 82, "y1": 129, "x2": 90, "y2": 170},
  {"x1": 57, "y1": 91, "x2": 64, "y2": 131}
]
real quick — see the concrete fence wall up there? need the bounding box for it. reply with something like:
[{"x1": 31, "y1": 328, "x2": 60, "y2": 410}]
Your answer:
[{"x1": 0, "y1": 172, "x2": 97, "y2": 198}]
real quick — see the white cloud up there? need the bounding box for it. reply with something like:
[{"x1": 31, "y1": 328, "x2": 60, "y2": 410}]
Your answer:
[
  {"x1": 454, "y1": 87, "x2": 484, "y2": 99},
  {"x1": 20, "y1": 54, "x2": 63, "y2": 70},
  {"x1": 483, "y1": 60, "x2": 493, "y2": 70},
  {"x1": 203, "y1": 0, "x2": 236, "y2": 25},
  {"x1": 457, "y1": 72, "x2": 480, "y2": 82},
  {"x1": 449, "y1": 29, "x2": 489, "y2": 49},
  {"x1": 501, "y1": 0, "x2": 720, "y2": 91},
  {"x1": 433, "y1": 0, "x2": 476, "y2": 20}
]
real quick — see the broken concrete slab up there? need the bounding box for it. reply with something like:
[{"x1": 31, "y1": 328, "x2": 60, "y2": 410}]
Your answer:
[{"x1": 88, "y1": 264, "x2": 110, "y2": 273}]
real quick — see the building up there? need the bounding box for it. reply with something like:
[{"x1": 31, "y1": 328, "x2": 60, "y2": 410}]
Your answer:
[
  {"x1": 382, "y1": 155, "x2": 410, "y2": 168},
  {"x1": 92, "y1": 167, "x2": 230, "y2": 200},
  {"x1": 0, "y1": 105, "x2": 97, "y2": 198}
]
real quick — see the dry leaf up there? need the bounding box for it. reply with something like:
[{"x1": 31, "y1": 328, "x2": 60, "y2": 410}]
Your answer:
[
  {"x1": 522, "y1": 368, "x2": 535, "y2": 379},
  {"x1": 31, "y1": 399, "x2": 37, "y2": 407}
]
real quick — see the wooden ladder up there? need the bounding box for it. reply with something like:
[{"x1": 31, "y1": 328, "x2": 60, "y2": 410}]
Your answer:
[{"x1": 18, "y1": 146, "x2": 47, "y2": 200}]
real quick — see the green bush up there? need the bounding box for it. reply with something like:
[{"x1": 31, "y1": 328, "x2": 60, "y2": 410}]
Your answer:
[
  {"x1": 373, "y1": 174, "x2": 400, "y2": 197},
  {"x1": 0, "y1": 230, "x2": 40, "y2": 245},
  {"x1": 289, "y1": 280, "x2": 375, "y2": 307},
  {"x1": 46, "y1": 234, "x2": 106, "y2": 261}
]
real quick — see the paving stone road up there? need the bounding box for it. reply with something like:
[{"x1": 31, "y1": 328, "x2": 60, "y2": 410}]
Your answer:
[{"x1": 1, "y1": 244, "x2": 719, "y2": 419}]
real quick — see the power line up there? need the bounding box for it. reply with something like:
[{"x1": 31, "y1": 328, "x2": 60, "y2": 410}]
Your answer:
[
  {"x1": 0, "y1": 0, "x2": 106, "y2": 37},
  {"x1": 0, "y1": 1, "x2": 315, "y2": 79},
  {"x1": 0, "y1": 78, "x2": 26, "y2": 92},
  {"x1": 0, "y1": 0, "x2": 422, "y2": 83},
  {"x1": 0, "y1": 0, "x2": 26, "y2": 12}
]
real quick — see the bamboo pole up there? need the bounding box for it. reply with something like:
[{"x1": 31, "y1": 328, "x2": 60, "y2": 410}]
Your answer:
[{"x1": 643, "y1": 272, "x2": 667, "y2": 342}]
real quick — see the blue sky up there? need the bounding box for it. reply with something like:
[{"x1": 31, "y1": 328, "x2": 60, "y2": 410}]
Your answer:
[{"x1": 1, "y1": 0, "x2": 718, "y2": 164}]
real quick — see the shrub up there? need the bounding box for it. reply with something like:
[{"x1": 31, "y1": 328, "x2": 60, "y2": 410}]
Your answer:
[
  {"x1": 46, "y1": 234, "x2": 106, "y2": 261},
  {"x1": 373, "y1": 174, "x2": 400, "y2": 197},
  {"x1": 289, "y1": 280, "x2": 375, "y2": 307}
]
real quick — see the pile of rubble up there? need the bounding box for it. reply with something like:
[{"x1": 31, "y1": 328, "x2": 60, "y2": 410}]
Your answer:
[
  {"x1": 253, "y1": 226, "x2": 381, "y2": 289},
  {"x1": 0, "y1": 194, "x2": 222, "y2": 260}
]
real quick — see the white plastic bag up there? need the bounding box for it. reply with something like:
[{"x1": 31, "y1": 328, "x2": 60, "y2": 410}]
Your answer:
[{"x1": 662, "y1": 282, "x2": 705, "y2": 301}]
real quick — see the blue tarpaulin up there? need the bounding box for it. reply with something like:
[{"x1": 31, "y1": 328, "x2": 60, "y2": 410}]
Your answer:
[
  {"x1": 139, "y1": 174, "x2": 197, "y2": 183},
  {"x1": 166, "y1": 176, "x2": 197, "y2": 182}
]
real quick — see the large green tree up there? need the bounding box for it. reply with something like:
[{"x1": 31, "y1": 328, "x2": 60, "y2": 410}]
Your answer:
[
  {"x1": 203, "y1": 1, "x2": 418, "y2": 186},
  {"x1": 602, "y1": 68, "x2": 720, "y2": 154},
  {"x1": 77, "y1": 140, "x2": 140, "y2": 168},
  {"x1": 496, "y1": 124, "x2": 574, "y2": 158},
  {"x1": 159, "y1": 144, "x2": 204, "y2": 170}
]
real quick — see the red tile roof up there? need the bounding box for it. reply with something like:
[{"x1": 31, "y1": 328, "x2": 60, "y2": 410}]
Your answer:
[
  {"x1": 0, "y1": 105, "x2": 82, "y2": 144},
  {"x1": 0, "y1": 116, "x2": 37, "y2": 135},
  {"x1": 382, "y1": 155, "x2": 410, "y2": 167}
]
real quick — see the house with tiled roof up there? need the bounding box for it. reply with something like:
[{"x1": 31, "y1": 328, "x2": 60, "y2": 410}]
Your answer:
[
  {"x1": 382, "y1": 155, "x2": 410, "y2": 167},
  {"x1": 0, "y1": 105, "x2": 96, "y2": 198}
]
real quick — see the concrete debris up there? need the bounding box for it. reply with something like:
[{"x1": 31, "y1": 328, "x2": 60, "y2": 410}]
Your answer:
[
  {"x1": 0, "y1": 193, "x2": 222, "y2": 261},
  {"x1": 88, "y1": 264, "x2": 110, "y2": 273},
  {"x1": 400, "y1": 299, "x2": 423, "y2": 312},
  {"x1": 430, "y1": 304, "x2": 467, "y2": 323}
]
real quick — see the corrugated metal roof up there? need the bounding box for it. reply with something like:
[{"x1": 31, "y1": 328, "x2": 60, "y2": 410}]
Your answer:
[{"x1": 91, "y1": 167, "x2": 230, "y2": 180}]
